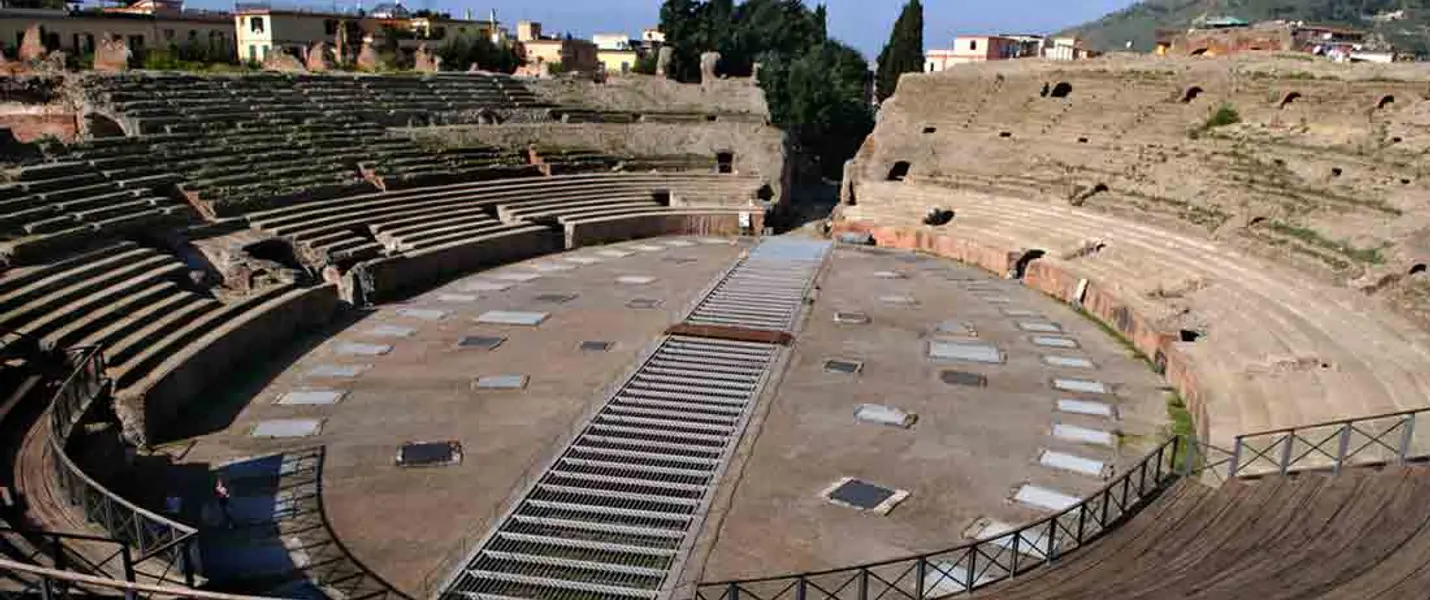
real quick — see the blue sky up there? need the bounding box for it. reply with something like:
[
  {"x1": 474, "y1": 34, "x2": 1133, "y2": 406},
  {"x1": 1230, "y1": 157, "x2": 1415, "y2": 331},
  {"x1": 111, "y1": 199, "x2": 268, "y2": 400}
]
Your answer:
[{"x1": 194, "y1": 0, "x2": 1137, "y2": 57}]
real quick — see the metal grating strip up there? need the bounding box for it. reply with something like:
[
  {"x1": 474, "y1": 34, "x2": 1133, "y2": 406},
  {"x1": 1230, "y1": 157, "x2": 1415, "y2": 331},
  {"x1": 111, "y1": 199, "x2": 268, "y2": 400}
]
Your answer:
[
  {"x1": 440, "y1": 336, "x2": 778, "y2": 600},
  {"x1": 683, "y1": 238, "x2": 831, "y2": 333}
]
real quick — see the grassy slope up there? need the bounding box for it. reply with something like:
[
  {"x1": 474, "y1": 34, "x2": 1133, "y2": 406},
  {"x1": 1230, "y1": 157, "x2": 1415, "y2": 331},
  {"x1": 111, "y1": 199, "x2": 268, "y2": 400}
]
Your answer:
[{"x1": 1058, "y1": 0, "x2": 1430, "y2": 56}]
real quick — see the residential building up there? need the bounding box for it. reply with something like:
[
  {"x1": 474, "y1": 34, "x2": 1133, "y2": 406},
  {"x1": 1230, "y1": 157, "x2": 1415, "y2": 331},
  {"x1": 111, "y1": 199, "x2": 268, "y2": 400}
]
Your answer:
[
  {"x1": 233, "y1": 5, "x2": 496, "y2": 64},
  {"x1": 0, "y1": 2, "x2": 231, "y2": 58},
  {"x1": 1157, "y1": 19, "x2": 1384, "y2": 60},
  {"x1": 924, "y1": 34, "x2": 1040, "y2": 70},
  {"x1": 1045, "y1": 36, "x2": 1091, "y2": 60},
  {"x1": 514, "y1": 20, "x2": 597, "y2": 73},
  {"x1": 592, "y1": 32, "x2": 630, "y2": 51}
]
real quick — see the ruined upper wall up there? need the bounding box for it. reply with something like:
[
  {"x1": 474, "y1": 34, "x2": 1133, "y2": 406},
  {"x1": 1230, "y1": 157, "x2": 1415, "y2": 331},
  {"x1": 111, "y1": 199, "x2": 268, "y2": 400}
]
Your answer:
[
  {"x1": 854, "y1": 54, "x2": 1430, "y2": 326},
  {"x1": 528, "y1": 75, "x2": 769, "y2": 116}
]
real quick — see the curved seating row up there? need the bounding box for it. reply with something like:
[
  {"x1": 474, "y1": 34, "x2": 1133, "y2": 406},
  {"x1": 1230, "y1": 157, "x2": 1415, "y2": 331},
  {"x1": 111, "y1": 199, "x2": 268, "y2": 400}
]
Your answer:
[
  {"x1": 973, "y1": 465, "x2": 1430, "y2": 599},
  {"x1": 839, "y1": 179, "x2": 1430, "y2": 450}
]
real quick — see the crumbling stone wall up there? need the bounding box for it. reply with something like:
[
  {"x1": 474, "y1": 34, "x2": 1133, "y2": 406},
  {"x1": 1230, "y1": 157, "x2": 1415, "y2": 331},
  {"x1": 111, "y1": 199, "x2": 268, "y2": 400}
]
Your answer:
[
  {"x1": 0, "y1": 75, "x2": 78, "y2": 142},
  {"x1": 855, "y1": 53, "x2": 1430, "y2": 327},
  {"x1": 528, "y1": 75, "x2": 767, "y2": 116}
]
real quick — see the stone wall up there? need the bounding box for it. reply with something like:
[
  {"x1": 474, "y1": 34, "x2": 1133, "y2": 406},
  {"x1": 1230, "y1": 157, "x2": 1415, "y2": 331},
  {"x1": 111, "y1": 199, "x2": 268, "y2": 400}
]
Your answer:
[
  {"x1": 529, "y1": 75, "x2": 768, "y2": 116},
  {"x1": 407, "y1": 121, "x2": 787, "y2": 202},
  {"x1": 854, "y1": 54, "x2": 1430, "y2": 326}
]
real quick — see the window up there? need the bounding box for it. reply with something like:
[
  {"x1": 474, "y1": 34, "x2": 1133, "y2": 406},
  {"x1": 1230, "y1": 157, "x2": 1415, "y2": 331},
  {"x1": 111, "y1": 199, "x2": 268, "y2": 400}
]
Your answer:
[
  {"x1": 324, "y1": 19, "x2": 337, "y2": 35},
  {"x1": 250, "y1": 16, "x2": 265, "y2": 33},
  {"x1": 127, "y1": 34, "x2": 144, "y2": 49},
  {"x1": 261, "y1": 45, "x2": 269, "y2": 60},
  {"x1": 163, "y1": 29, "x2": 175, "y2": 41},
  {"x1": 249, "y1": 44, "x2": 257, "y2": 62},
  {"x1": 970, "y1": 39, "x2": 978, "y2": 50}
]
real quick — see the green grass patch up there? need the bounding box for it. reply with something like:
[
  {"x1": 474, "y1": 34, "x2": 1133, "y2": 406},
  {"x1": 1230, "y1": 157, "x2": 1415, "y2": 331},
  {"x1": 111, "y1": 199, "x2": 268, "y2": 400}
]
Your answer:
[{"x1": 1266, "y1": 221, "x2": 1387, "y2": 264}]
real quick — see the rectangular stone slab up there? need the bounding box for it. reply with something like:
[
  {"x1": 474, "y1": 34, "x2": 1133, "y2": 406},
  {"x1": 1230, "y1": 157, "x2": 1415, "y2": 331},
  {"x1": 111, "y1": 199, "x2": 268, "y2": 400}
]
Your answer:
[
  {"x1": 475, "y1": 311, "x2": 550, "y2": 326},
  {"x1": 1001, "y1": 308, "x2": 1042, "y2": 317},
  {"x1": 251, "y1": 419, "x2": 324, "y2": 438},
  {"x1": 365, "y1": 325, "x2": 415, "y2": 338},
  {"x1": 306, "y1": 364, "x2": 370, "y2": 378},
  {"x1": 631, "y1": 244, "x2": 665, "y2": 252},
  {"x1": 1018, "y1": 321, "x2": 1063, "y2": 333},
  {"x1": 275, "y1": 390, "x2": 346, "y2": 406},
  {"x1": 1031, "y1": 336, "x2": 1080, "y2": 349},
  {"x1": 396, "y1": 441, "x2": 462, "y2": 467},
  {"x1": 490, "y1": 272, "x2": 542, "y2": 282},
  {"x1": 854, "y1": 403, "x2": 917, "y2": 428},
  {"x1": 473, "y1": 375, "x2": 529, "y2": 389},
  {"x1": 1043, "y1": 355, "x2": 1095, "y2": 369},
  {"x1": 1053, "y1": 423, "x2": 1116, "y2": 447},
  {"x1": 823, "y1": 359, "x2": 863, "y2": 374},
  {"x1": 531, "y1": 262, "x2": 575, "y2": 272},
  {"x1": 617, "y1": 275, "x2": 657, "y2": 285},
  {"x1": 1013, "y1": 484, "x2": 1081, "y2": 512},
  {"x1": 335, "y1": 342, "x2": 392, "y2": 356},
  {"x1": 436, "y1": 294, "x2": 477, "y2": 303},
  {"x1": 596, "y1": 249, "x2": 634, "y2": 258},
  {"x1": 663, "y1": 239, "x2": 696, "y2": 247},
  {"x1": 821, "y1": 477, "x2": 909, "y2": 514},
  {"x1": 1057, "y1": 398, "x2": 1115, "y2": 418},
  {"x1": 834, "y1": 311, "x2": 870, "y2": 324},
  {"x1": 929, "y1": 340, "x2": 1002, "y2": 364},
  {"x1": 397, "y1": 308, "x2": 447, "y2": 321},
  {"x1": 1053, "y1": 378, "x2": 1110, "y2": 394},
  {"x1": 563, "y1": 256, "x2": 603, "y2": 264},
  {"x1": 1039, "y1": 450, "x2": 1108, "y2": 477}
]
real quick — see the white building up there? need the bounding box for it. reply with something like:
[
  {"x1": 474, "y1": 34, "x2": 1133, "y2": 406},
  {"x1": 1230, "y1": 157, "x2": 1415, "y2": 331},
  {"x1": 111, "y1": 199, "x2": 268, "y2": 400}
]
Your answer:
[{"x1": 592, "y1": 32, "x2": 631, "y2": 51}]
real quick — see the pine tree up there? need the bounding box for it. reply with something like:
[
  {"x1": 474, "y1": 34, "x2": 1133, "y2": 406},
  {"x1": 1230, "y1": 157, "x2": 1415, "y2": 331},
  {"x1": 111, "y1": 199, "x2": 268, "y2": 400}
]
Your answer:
[{"x1": 875, "y1": 0, "x2": 924, "y2": 103}]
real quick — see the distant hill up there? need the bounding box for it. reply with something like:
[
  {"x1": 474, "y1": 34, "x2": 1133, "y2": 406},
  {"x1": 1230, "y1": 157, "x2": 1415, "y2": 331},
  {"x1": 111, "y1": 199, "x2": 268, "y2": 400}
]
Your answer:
[{"x1": 1059, "y1": 0, "x2": 1430, "y2": 57}]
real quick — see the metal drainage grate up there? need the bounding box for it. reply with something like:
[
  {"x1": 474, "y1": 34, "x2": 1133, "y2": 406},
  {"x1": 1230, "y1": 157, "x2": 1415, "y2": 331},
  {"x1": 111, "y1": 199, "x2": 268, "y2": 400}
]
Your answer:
[
  {"x1": 824, "y1": 359, "x2": 863, "y2": 374},
  {"x1": 458, "y1": 336, "x2": 506, "y2": 350},
  {"x1": 473, "y1": 375, "x2": 529, "y2": 390},
  {"x1": 397, "y1": 441, "x2": 463, "y2": 468},
  {"x1": 940, "y1": 370, "x2": 989, "y2": 387},
  {"x1": 580, "y1": 341, "x2": 614, "y2": 352},
  {"x1": 534, "y1": 293, "x2": 579, "y2": 304},
  {"x1": 684, "y1": 238, "x2": 830, "y2": 332},
  {"x1": 439, "y1": 336, "x2": 777, "y2": 600},
  {"x1": 822, "y1": 477, "x2": 909, "y2": 514},
  {"x1": 627, "y1": 298, "x2": 662, "y2": 309}
]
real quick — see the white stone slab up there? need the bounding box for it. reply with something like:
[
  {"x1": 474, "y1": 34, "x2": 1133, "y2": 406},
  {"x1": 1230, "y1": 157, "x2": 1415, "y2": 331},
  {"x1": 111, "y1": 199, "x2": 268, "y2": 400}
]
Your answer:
[
  {"x1": 929, "y1": 340, "x2": 1002, "y2": 364},
  {"x1": 491, "y1": 272, "x2": 542, "y2": 282},
  {"x1": 1001, "y1": 308, "x2": 1042, "y2": 317},
  {"x1": 879, "y1": 295, "x2": 917, "y2": 305},
  {"x1": 1057, "y1": 398, "x2": 1115, "y2": 418},
  {"x1": 1043, "y1": 355, "x2": 1095, "y2": 369},
  {"x1": 617, "y1": 275, "x2": 657, "y2": 285},
  {"x1": 979, "y1": 296, "x2": 1011, "y2": 304},
  {"x1": 873, "y1": 270, "x2": 906, "y2": 279},
  {"x1": 935, "y1": 320, "x2": 977, "y2": 336},
  {"x1": 473, "y1": 375, "x2": 529, "y2": 390},
  {"x1": 1013, "y1": 484, "x2": 1081, "y2": 512},
  {"x1": 1054, "y1": 378, "x2": 1110, "y2": 394},
  {"x1": 251, "y1": 419, "x2": 324, "y2": 438},
  {"x1": 968, "y1": 519, "x2": 1056, "y2": 557},
  {"x1": 697, "y1": 237, "x2": 729, "y2": 244},
  {"x1": 663, "y1": 239, "x2": 696, "y2": 247},
  {"x1": 596, "y1": 249, "x2": 634, "y2": 258},
  {"x1": 275, "y1": 389, "x2": 346, "y2": 406},
  {"x1": 475, "y1": 311, "x2": 550, "y2": 326},
  {"x1": 397, "y1": 308, "x2": 447, "y2": 321},
  {"x1": 1053, "y1": 423, "x2": 1116, "y2": 447},
  {"x1": 335, "y1": 342, "x2": 392, "y2": 356},
  {"x1": 305, "y1": 364, "x2": 370, "y2": 378},
  {"x1": 365, "y1": 325, "x2": 415, "y2": 338},
  {"x1": 1032, "y1": 336, "x2": 1080, "y2": 349},
  {"x1": 1039, "y1": 450, "x2": 1108, "y2": 477},
  {"x1": 1018, "y1": 321, "x2": 1062, "y2": 333},
  {"x1": 563, "y1": 256, "x2": 603, "y2": 265},
  {"x1": 436, "y1": 294, "x2": 478, "y2": 303},
  {"x1": 854, "y1": 404, "x2": 917, "y2": 428},
  {"x1": 460, "y1": 281, "x2": 513, "y2": 292},
  {"x1": 531, "y1": 262, "x2": 575, "y2": 272},
  {"x1": 631, "y1": 244, "x2": 665, "y2": 252}
]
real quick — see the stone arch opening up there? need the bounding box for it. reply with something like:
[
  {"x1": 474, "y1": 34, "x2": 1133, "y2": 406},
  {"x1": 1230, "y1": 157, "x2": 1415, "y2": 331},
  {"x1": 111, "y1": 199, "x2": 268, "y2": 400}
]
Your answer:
[
  {"x1": 1378, "y1": 95, "x2": 1395, "y2": 109},
  {"x1": 1280, "y1": 91, "x2": 1302, "y2": 108},
  {"x1": 886, "y1": 161, "x2": 911, "y2": 181},
  {"x1": 716, "y1": 151, "x2": 734, "y2": 174},
  {"x1": 1181, "y1": 86, "x2": 1203, "y2": 103},
  {"x1": 84, "y1": 113, "x2": 126, "y2": 139},
  {"x1": 1180, "y1": 329, "x2": 1202, "y2": 342},
  {"x1": 755, "y1": 184, "x2": 774, "y2": 201},
  {"x1": 1013, "y1": 249, "x2": 1046, "y2": 279},
  {"x1": 1190, "y1": 48, "x2": 1209, "y2": 57},
  {"x1": 922, "y1": 126, "x2": 937, "y2": 134},
  {"x1": 1050, "y1": 82, "x2": 1073, "y2": 99},
  {"x1": 1331, "y1": 167, "x2": 1343, "y2": 178},
  {"x1": 1411, "y1": 264, "x2": 1427, "y2": 276}
]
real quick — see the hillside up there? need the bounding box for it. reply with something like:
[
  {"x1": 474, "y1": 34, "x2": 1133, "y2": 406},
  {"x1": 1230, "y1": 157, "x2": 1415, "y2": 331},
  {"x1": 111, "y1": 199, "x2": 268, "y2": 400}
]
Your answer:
[{"x1": 1060, "y1": 0, "x2": 1430, "y2": 56}]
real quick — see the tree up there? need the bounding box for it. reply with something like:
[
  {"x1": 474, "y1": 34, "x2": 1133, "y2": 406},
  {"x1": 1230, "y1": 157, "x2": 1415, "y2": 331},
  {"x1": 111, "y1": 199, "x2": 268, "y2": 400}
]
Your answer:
[
  {"x1": 875, "y1": 0, "x2": 923, "y2": 103},
  {"x1": 760, "y1": 40, "x2": 873, "y2": 178},
  {"x1": 436, "y1": 33, "x2": 521, "y2": 73}
]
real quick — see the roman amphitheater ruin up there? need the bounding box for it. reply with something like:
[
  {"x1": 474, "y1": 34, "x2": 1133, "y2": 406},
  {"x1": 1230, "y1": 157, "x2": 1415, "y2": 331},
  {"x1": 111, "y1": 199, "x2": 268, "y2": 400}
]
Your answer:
[{"x1": 0, "y1": 51, "x2": 1428, "y2": 600}]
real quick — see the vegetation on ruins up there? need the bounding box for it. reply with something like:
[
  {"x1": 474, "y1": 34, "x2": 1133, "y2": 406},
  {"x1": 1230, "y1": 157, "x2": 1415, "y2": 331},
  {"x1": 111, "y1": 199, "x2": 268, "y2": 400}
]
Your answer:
[
  {"x1": 1062, "y1": 0, "x2": 1430, "y2": 56},
  {"x1": 874, "y1": 0, "x2": 924, "y2": 103},
  {"x1": 436, "y1": 33, "x2": 522, "y2": 73},
  {"x1": 658, "y1": 0, "x2": 873, "y2": 178},
  {"x1": 1190, "y1": 103, "x2": 1241, "y2": 137}
]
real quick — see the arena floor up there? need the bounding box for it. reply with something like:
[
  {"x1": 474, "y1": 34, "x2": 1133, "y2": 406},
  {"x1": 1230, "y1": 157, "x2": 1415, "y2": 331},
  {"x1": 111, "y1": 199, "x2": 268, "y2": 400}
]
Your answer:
[{"x1": 162, "y1": 236, "x2": 1168, "y2": 595}]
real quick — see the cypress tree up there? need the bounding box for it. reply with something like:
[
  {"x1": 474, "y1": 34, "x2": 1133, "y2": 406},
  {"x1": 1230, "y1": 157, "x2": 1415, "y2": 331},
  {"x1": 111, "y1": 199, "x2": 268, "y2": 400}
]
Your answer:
[{"x1": 875, "y1": 0, "x2": 924, "y2": 103}]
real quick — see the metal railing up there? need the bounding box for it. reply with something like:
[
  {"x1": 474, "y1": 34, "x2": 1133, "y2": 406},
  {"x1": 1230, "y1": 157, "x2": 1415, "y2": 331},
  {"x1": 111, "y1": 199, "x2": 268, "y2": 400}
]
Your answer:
[
  {"x1": 1227, "y1": 407, "x2": 1430, "y2": 477},
  {"x1": 45, "y1": 346, "x2": 199, "y2": 586},
  {"x1": 0, "y1": 557, "x2": 281, "y2": 600},
  {"x1": 695, "y1": 437, "x2": 1184, "y2": 600},
  {"x1": 0, "y1": 526, "x2": 138, "y2": 596}
]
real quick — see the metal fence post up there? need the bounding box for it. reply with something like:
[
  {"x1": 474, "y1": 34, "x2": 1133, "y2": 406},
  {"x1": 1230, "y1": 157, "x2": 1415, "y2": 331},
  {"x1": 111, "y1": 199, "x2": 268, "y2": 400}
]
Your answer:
[
  {"x1": 1228, "y1": 437, "x2": 1242, "y2": 477},
  {"x1": 796, "y1": 577, "x2": 807, "y2": 600},
  {"x1": 727, "y1": 582, "x2": 739, "y2": 600},
  {"x1": 121, "y1": 546, "x2": 138, "y2": 600},
  {"x1": 1334, "y1": 424, "x2": 1353, "y2": 475},
  {"x1": 1399, "y1": 414, "x2": 1416, "y2": 464},
  {"x1": 857, "y1": 567, "x2": 869, "y2": 600},
  {"x1": 1009, "y1": 533, "x2": 1020, "y2": 577},
  {"x1": 182, "y1": 537, "x2": 197, "y2": 588},
  {"x1": 914, "y1": 559, "x2": 926, "y2": 599},
  {"x1": 967, "y1": 547, "x2": 976, "y2": 592}
]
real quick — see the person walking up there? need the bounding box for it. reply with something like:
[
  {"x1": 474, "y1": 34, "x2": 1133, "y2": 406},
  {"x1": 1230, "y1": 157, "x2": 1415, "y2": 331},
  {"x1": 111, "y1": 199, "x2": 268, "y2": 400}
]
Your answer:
[{"x1": 214, "y1": 476, "x2": 234, "y2": 529}]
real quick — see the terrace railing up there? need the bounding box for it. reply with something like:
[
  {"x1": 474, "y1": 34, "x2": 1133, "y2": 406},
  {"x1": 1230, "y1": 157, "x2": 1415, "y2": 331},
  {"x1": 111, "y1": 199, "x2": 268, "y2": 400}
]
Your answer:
[
  {"x1": 695, "y1": 436, "x2": 1185, "y2": 600},
  {"x1": 45, "y1": 346, "x2": 199, "y2": 586},
  {"x1": 1227, "y1": 407, "x2": 1430, "y2": 477}
]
